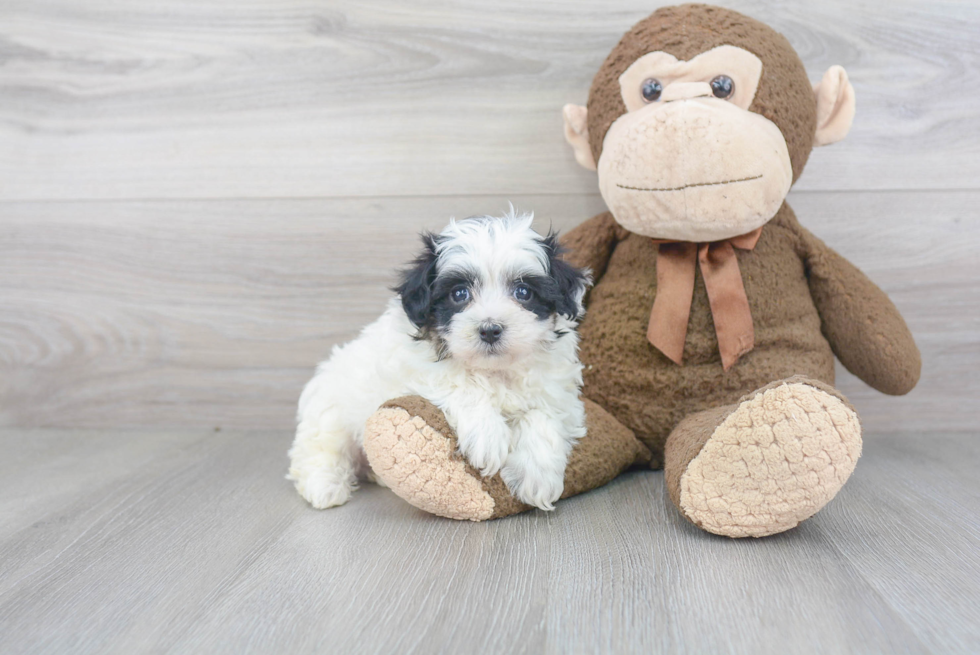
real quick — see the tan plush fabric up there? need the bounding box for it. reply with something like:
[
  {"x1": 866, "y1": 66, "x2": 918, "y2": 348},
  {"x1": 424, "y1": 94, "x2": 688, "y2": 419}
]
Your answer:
[
  {"x1": 363, "y1": 396, "x2": 652, "y2": 521},
  {"x1": 363, "y1": 403, "x2": 496, "y2": 521},
  {"x1": 664, "y1": 403, "x2": 735, "y2": 512},
  {"x1": 813, "y1": 65, "x2": 856, "y2": 147},
  {"x1": 587, "y1": 3, "x2": 817, "y2": 183},
  {"x1": 665, "y1": 376, "x2": 862, "y2": 537},
  {"x1": 562, "y1": 104, "x2": 596, "y2": 170},
  {"x1": 595, "y1": 86, "x2": 793, "y2": 243},
  {"x1": 617, "y1": 46, "x2": 763, "y2": 113}
]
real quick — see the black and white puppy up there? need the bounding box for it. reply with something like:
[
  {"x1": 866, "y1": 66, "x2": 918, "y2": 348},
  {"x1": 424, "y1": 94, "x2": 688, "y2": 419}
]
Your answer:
[{"x1": 288, "y1": 210, "x2": 591, "y2": 511}]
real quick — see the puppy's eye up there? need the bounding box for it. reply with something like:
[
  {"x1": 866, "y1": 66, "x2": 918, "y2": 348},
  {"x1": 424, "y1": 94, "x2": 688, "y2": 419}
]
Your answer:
[
  {"x1": 641, "y1": 78, "x2": 663, "y2": 103},
  {"x1": 710, "y1": 75, "x2": 735, "y2": 99},
  {"x1": 450, "y1": 287, "x2": 470, "y2": 304},
  {"x1": 513, "y1": 284, "x2": 532, "y2": 302}
]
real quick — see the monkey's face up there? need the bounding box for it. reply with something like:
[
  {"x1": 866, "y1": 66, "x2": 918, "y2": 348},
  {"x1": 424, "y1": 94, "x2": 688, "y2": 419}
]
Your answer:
[
  {"x1": 596, "y1": 47, "x2": 792, "y2": 242},
  {"x1": 563, "y1": 8, "x2": 855, "y2": 244}
]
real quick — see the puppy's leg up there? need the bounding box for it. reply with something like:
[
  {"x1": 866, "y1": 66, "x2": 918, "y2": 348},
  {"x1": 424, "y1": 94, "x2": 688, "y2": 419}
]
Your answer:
[
  {"x1": 357, "y1": 447, "x2": 388, "y2": 487},
  {"x1": 501, "y1": 409, "x2": 575, "y2": 511},
  {"x1": 287, "y1": 411, "x2": 358, "y2": 509},
  {"x1": 442, "y1": 390, "x2": 511, "y2": 478}
]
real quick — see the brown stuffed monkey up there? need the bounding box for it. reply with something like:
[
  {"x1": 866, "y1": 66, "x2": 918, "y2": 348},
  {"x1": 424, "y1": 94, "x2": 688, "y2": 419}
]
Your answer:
[{"x1": 361, "y1": 4, "x2": 921, "y2": 537}]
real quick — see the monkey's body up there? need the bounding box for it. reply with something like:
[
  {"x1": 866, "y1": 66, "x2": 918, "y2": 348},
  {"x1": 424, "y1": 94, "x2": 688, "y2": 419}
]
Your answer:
[
  {"x1": 356, "y1": 4, "x2": 921, "y2": 537},
  {"x1": 572, "y1": 205, "x2": 836, "y2": 467}
]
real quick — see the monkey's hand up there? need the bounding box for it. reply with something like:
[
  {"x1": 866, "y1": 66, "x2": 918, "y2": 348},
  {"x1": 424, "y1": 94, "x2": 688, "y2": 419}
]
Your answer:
[{"x1": 800, "y1": 225, "x2": 921, "y2": 395}]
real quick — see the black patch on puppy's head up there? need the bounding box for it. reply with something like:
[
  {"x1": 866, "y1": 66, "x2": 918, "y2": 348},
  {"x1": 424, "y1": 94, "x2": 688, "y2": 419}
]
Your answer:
[
  {"x1": 394, "y1": 233, "x2": 440, "y2": 329},
  {"x1": 428, "y1": 269, "x2": 477, "y2": 333},
  {"x1": 537, "y1": 231, "x2": 590, "y2": 321}
]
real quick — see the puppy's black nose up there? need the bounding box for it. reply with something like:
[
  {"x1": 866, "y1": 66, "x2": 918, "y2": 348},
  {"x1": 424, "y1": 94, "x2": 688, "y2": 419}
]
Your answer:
[{"x1": 479, "y1": 322, "x2": 504, "y2": 344}]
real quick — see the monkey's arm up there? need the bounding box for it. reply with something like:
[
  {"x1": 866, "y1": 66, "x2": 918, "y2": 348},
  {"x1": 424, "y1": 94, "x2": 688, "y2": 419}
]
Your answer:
[
  {"x1": 558, "y1": 212, "x2": 625, "y2": 288},
  {"x1": 795, "y1": 223, "x2": 921, "y2": 395}
]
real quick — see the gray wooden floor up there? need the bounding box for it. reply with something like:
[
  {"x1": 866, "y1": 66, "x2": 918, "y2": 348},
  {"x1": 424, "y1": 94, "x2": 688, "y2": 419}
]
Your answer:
[{"x1": 0, "y1": 428, "x2": 978, "y2": 654}]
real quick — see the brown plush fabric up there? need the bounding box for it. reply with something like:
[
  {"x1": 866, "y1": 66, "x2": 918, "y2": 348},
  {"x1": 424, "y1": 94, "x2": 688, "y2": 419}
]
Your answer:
[
  {"x1": 563, "y1": 398, "x2": 654, "y2": 492},
  {"x1": 569, "y1": 203, "x2": 829, "y2": 462},
  {"x1": 372, "y1": 396, "x2": 651, "y2": 520},
  {"x1": 563, "y1": 202, "x2": 919, "y2": 466},
  {"x1": 796, "y1": 226, "x2": 922, "y2": 395},
  {"x1": 587, "y1": 4, "x2": 817, "y2": 183},
  {"x1": 382, "y1": 395, "x2": 454, "y2": 441}
]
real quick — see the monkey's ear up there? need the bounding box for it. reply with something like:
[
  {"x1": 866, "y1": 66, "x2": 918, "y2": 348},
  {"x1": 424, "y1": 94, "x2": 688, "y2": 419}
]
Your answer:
[
  {"x1": 563, "y1": 104, "x2": 597, "y2": 171},
  {"x1": 813, "y1": 65, "x2": 856, "y2": 147}
]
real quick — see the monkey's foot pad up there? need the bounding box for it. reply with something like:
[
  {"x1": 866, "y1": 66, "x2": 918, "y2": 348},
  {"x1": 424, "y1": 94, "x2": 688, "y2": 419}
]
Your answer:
[
  {"x1": 679, "y1": 381, "x2": 862, "y2": 538},
  {"x1": 363, "y1": 396, "x2": 527, "y2": 521}
]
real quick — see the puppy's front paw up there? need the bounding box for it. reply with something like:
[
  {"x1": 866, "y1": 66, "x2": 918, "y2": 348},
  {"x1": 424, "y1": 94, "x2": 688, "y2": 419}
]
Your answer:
[
  {"x1": 457, "y1": 419, "x2": 511, "y2": 478},
  {"x1": 290, "y1": 467, "x2": 355, "y2": 509},
  {"x1": 501, "y1": 460, "x2": 564, "y2": 512}
]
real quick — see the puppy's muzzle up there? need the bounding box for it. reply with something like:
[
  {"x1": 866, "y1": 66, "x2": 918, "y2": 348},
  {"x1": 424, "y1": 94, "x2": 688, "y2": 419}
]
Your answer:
[{"x1": 478, "y1": 322, "x2": 504, "y2": 345}]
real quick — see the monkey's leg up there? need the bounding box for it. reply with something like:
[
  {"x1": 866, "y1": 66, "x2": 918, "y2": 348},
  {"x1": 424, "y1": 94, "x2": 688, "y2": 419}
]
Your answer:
[
  {"x1": 363, "y1": 396, "x2": 651, "y2": 521},
  {"x1": 664, "y1": 376, "x2": 862, "y2": 538}
]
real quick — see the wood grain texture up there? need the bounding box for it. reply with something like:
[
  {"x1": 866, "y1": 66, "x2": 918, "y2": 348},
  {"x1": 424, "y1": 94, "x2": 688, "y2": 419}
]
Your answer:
[
  {"x1": 1, "y1": 4, "x2": 976, "y2": 652},
  {"x1": 1, "y1": 191, "x2": 975, "y2": 431},
  {"x1": 1, "y1": 0, "x2": 979, "y2": 201},
  {"x1": 0, "y1": 428, "x2": 976, "y2": 654}
]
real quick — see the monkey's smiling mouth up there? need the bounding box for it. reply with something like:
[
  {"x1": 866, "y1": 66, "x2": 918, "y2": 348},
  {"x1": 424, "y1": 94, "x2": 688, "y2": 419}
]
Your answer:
[{"x1": 617, "y1": 174, "x2": 764, "y2": 192}]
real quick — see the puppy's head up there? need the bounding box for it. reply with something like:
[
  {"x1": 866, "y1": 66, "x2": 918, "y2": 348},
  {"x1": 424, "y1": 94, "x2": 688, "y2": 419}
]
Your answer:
[{"x1": 395, "y1": 210, "x2": 590, "y2": 368}]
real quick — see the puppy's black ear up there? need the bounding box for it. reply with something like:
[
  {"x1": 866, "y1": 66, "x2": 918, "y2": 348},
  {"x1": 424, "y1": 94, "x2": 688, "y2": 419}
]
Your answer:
[
  {"x1": 394, "y1": 233, "x2": 439, "y2": 328},
  {"x1": 543, "y1": 231, "x2": 591, "y2": 321}
]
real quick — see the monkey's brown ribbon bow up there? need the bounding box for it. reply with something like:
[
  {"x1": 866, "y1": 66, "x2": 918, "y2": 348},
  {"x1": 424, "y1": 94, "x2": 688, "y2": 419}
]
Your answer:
[{"x1": 647, "y1": 227, "x2": 763, "y2": 371}]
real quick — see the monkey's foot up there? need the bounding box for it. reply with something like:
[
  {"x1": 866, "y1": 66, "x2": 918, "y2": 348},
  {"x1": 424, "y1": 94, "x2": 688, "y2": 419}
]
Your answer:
[
  {"x1": 665, "y1": 376, "x2": 862, "y2": 538},
  {"x1": 363, "y1": 396, "x2": 527, "y2": 521},
  {"x1": 363, "y1": 395, "x2": 652, "y2": 521}
]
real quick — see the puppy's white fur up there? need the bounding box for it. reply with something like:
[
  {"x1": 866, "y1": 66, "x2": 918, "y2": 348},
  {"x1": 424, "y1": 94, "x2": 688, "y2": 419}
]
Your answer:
[{"x1": 287, "y1": 210, "x2": 589, "y2": 511}]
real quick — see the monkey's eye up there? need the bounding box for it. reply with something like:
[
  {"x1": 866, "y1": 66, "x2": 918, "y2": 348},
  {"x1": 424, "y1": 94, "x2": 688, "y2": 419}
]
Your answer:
[
  {"x1": 640, "y1": 78, "x2": 663, "y2": 103},
  {"x1": 450, "y1": 287, "x2": 470, "y2": 304},
  {"x1": 710, "y1": 75, "x2": 735, "y2": 99},
  {"x1": 513, "y1": 284, "x2": 532, "y2": 302}
]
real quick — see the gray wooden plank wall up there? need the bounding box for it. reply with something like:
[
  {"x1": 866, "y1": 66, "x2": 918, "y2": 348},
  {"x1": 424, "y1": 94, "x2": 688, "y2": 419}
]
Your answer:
[{"x1": 1, "y1": 0, "x2": 979, "y2": 431}]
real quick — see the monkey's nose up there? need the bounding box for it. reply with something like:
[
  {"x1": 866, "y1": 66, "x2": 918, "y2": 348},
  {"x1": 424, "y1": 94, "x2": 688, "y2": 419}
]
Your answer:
[
  {"x1": 479, "y1": 322, "x2": 504, "y2": 345},
  {"x1": 661, "y1": 81, "x2": 713, "y2": 102}
]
